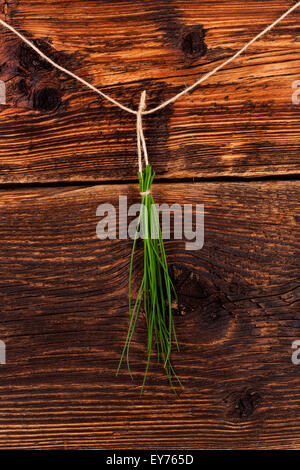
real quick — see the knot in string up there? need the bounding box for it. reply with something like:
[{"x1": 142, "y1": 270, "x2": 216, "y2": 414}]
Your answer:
[{"x1": 140, "y1": 189, "x2": 151, "y2": 197}]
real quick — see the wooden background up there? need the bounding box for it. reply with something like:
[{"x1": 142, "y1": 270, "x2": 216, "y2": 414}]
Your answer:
[{"x1": 0, "y1": 0, "x2": 299, "y2": 450}]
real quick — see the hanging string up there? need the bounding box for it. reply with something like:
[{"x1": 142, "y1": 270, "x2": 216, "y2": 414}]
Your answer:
[
  {"x1": 136, "y1": 90, "x2": 148, "y2": 175},
  {"x1": 0, "y1": 1, "x2": 299, "y2": 172},
  {"x1": 0, "y1": 2, "x2": 299, "y2": 116},
  {"x1": 137, "y1": 92, "x2": 152, "y2": 194}
]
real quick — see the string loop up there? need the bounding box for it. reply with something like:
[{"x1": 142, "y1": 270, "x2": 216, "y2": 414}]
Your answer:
[{"x1": 137, "y1": 90, "x2": 148, "y2": 175}]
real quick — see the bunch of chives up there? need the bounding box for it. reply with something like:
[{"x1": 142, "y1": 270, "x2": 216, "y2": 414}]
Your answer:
[{"x1": 117, "y1": 164, "x2": 182, "y2": 395}]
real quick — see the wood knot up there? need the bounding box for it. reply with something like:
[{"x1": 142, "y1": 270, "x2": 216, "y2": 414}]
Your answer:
[
  {"x1": 225, "y1": 389, "x2": 261, "y2": 421},
  {"x1": 33, "y1": 86, "x2": 61, "y2": 112},
  {"x1": 170, "y1": 264, "x2": 233, "y2": 345},
  {"x1": 181, "y1": 25, "x2": 207, "y2": 59},
  {"x1": 0, "y1": 37, "x2": 67, "y2": 111}
]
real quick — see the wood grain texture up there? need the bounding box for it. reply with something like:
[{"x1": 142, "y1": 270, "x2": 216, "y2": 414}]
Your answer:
[
  {"x1": 0, "y1": 0, "x2": 299, "y2": 183},
  {"x1": 0, "y1": 181, "x2": 299, "y2": 449}
]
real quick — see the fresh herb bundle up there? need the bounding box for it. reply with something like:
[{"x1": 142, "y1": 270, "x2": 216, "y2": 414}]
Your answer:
[{"x1": 117, "y1": 164, "x2": 182, "y2": 395}]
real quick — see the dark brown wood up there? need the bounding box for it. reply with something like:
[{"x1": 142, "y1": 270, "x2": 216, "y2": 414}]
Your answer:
[
  {"x1": 0, "y1": 181, "x2": 299, "y2": 449},
  {"x1": 0, "y1": 0, "x2": 299, "y2": 183},
  {"x1": 0, "y1": 0, "x2": 299, "y2": 451}
]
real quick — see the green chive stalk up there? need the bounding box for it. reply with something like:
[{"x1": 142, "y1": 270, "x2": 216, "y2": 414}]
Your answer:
[{"x1": 117, "y1": 164, "x2": 182, "y2": 395}]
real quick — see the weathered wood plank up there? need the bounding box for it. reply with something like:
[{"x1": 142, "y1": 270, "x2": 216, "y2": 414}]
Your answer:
[
  {"x1": 0, "y1": 0, "x2": 299, "y2": 183},
  {"x1": 0, "y1": 181, "x2": 299, "y2": 449}
]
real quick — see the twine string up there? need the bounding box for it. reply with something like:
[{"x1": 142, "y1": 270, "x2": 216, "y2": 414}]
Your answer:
[
  {"x1": 137, "y1": 91, "x2": 152, "y2": 196},
  {"x1": 0, "y1": 1, "x2": 299, "y2": 173},
  {"x1": 136, "y1": 90, "x2": 148, "y2": 174}
]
